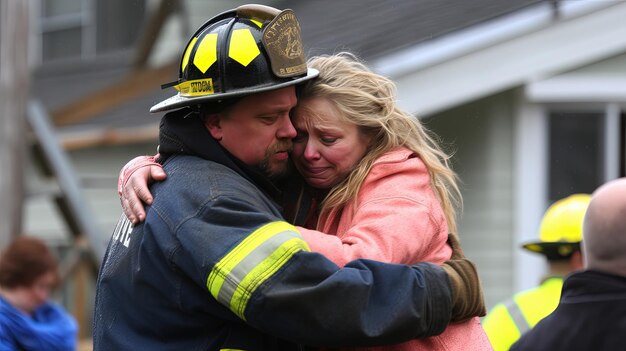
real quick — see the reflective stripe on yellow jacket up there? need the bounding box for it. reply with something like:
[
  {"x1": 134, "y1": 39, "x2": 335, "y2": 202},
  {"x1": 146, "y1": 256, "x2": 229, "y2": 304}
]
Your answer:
[{"x1": 481, "y1": 277, "x2": 563, "y2": 351}]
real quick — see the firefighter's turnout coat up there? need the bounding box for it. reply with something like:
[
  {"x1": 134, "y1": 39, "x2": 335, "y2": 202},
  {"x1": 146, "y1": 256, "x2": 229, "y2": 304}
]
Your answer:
[{"x1": 93, "y1": 109, "x2": 453, "y2": 350}]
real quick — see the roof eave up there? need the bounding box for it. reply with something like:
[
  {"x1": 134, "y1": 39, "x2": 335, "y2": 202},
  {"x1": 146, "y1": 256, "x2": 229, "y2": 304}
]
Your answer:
[{"x1": 372, "y1": 1, "x2": 625, "y2": 116}]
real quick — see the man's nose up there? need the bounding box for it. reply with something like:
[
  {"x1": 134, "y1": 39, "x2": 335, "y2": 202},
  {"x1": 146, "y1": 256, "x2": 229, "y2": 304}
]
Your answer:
[{"x1": 277, "y1": 115, "x2": 297, "y2": 139}]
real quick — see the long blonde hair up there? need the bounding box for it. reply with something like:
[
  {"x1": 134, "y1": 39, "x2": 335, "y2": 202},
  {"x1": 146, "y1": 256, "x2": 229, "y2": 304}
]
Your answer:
[{"x1": 300, "y1": 53, "x2": 462, "y2": 233}]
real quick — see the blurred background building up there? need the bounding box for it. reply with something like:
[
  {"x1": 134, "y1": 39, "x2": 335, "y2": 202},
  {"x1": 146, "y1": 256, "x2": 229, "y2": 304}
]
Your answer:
[{"x1": 2, "y1": 0, "x2": 625, "y2": 345}]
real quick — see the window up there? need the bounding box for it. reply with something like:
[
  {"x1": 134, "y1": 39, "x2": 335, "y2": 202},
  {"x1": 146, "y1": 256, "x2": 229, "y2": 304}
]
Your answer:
[
  {"x1": 548, "y1": 110, "x2": 625, "y2": 202},
  {"x1": 37, "y1": 0, "x2": 145, "y2": 63},
  {"x1": 40, "y1": 0, "x2": 90, "y2": 61}
]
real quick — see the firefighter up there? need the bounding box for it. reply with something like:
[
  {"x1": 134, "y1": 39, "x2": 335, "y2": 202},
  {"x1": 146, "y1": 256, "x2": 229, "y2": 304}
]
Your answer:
[{"x1": 482, "y1": 194, "x2": 590, "y2": 351}]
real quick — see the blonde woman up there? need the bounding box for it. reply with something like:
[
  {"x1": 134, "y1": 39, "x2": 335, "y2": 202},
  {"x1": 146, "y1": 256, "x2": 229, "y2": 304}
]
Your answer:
[{"x1": 119, "y1": 53, "x2": 489, "y2": 350}]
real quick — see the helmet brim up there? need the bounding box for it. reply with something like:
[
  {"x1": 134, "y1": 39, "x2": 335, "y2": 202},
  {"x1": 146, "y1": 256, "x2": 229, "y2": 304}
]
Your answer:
[
  {"x1": 521, "y1": 241, "x2": 581, "y2": 259},
  {"x1": 150, "y1": 68, "x2": 319, "y2": 113}
]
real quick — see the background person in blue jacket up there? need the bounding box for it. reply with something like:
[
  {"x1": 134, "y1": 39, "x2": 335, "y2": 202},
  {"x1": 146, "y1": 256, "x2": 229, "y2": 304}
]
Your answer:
[
  {"x1": 511, "y1": 178, "x2": 626, "y2": 351},
  {"x1": 93, "y1": 4, "x2": 485, "y2": 350},
  {"x1": 0, "y1": 236, "x2": 78, "y2": 351}
]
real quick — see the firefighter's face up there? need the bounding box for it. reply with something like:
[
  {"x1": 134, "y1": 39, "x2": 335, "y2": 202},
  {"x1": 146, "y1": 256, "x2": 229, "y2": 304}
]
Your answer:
[{"x1": 205, "y1": 86, "x2": 298, "y2": 179}]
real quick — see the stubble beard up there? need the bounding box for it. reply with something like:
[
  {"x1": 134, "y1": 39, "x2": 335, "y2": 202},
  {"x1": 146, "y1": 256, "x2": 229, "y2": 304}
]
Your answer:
[{"x1": 259, "y1": 140, "x2": 293, "y2": 180}]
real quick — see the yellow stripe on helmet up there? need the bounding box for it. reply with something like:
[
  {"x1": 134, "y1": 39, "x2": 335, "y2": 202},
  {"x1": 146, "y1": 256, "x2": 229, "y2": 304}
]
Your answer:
[
  {"x1": 181, "y1": 37, "x2": 198, "y2": 72},
  {"x1": 173, "y1": 78, "x2": 215, "y2": 96},
  {"x1": 229, "y1": 28, "x2": 261, "y2": 67},
  {"x1": 194, "y1": 33, "x2": 218, "y2": 73}
]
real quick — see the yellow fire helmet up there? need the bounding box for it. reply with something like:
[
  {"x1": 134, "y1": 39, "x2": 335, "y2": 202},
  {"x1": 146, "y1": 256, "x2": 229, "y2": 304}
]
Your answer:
[
  {"x1": 151, "y1": 4, "x2": 318, "y2": 113},
  {"x1": 522, "y1": 194, "x2": 591, "y2": 259}
]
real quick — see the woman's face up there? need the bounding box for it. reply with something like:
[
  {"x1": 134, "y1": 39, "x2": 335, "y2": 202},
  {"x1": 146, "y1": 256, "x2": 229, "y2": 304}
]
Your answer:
[
  {"x1": 11, "y1": 271, "x2": 56, "y2": 314},
  {"x1": 291, "y1": 97, "x2": 371, "y2": 189}
]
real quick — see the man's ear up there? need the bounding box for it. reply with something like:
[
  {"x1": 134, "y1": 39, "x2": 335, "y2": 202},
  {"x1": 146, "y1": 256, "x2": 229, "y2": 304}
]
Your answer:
[
  {"x1": 570, "y1": 250, "x2": 584, "y2": 271},
  {"x1": 203, "y1": 113, "x2": 223, "y2": 140}
]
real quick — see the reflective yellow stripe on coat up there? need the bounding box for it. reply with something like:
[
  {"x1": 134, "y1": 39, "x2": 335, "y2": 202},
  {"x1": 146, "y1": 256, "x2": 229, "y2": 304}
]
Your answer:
[{"x1": 207, "y1": 221, "x2": 310, "y2": 319}]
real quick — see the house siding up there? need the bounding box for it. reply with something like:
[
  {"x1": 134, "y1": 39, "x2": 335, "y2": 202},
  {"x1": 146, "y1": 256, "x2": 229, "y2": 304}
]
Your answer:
[{"x1": 425, "y1": 90, "x2": 516, "y2": 309}]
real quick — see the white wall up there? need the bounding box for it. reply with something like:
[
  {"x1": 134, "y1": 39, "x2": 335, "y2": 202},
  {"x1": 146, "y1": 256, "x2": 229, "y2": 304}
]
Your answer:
[{"x1": 426, "y1": 90, "x2": 516, "y2": 309}]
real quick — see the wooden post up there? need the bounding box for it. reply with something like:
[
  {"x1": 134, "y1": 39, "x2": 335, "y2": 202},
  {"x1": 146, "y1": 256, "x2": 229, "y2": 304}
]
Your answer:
[
  {"x1": 0, "y1": 0, "x2": 29, "y2": 249},
  {"x1": 132, "y1": 0, "x2": 182, "y2": 70}
]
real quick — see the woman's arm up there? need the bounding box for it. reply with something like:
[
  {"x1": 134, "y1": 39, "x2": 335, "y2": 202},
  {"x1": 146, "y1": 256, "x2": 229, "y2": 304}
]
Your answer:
[{"x1": 118, "y1": 155, "x2": 166, "y2": 223}]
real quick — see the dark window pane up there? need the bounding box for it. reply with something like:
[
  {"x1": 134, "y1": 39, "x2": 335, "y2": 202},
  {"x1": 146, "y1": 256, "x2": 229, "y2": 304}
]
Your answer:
[
  {"x1": 96, "y1": 0, "x2": 146, "y2": 53},
  {"x1": 42, "y1": 28, "x2": 82, "y2": 61},
  {"x1": 548, "y1": 112, "x2": 604, "y2": 202},
  {"x1": 42, "y1": 0, "x2": 81, "y2": 18}
]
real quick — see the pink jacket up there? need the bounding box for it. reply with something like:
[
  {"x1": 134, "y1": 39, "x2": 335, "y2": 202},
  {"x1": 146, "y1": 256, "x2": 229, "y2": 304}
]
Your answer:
[{"x1": 298, "y1": 147, "x2": 491, "y2": 351}]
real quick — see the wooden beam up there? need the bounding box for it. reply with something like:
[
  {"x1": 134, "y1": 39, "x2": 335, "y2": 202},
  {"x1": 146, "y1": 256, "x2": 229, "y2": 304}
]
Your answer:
[
  {"x1": 51, "y1": 61, "x2": 177, "y2": 126},
  {"x1": 60, "y1": 123, "x2": 160, "y2": 151},
  {"x1": 51, "y1": 0, "x2": 185, "y2": 129}
]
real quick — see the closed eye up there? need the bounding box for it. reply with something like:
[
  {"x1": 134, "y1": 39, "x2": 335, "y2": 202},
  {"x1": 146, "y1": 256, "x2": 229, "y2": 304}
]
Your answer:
[{"x1": 258, "y1": 115, "x2": 279, "y2": 124}]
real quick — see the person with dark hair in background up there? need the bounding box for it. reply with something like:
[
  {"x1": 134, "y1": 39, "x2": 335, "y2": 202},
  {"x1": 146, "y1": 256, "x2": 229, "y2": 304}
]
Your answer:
[
  {"x1": 0, "y1": 236, "x2": 78, "y2": 350},
  {"x1": 93, "y1": 4, "x2": 485, "y2": 350},
  {"x1": 511, "y1": 178, "x2": 626, "y2": 350}
]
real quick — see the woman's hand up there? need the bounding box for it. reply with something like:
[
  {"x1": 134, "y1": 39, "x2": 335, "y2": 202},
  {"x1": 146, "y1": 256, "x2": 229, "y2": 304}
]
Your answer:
[{"x1": 118, "y1": 155, "x2": 166, "y2": 224}]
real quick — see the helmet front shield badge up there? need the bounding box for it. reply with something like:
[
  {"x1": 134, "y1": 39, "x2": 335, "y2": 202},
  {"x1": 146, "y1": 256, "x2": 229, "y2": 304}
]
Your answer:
[{"x1": 261, "y1": 9, "x2": 308, "y2": 78}]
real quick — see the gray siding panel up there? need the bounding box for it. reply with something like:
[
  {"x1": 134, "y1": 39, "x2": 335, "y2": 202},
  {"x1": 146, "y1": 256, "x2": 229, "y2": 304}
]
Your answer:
[{"x1": 426, "y1": 91, "x2": 516, "y2": 309}]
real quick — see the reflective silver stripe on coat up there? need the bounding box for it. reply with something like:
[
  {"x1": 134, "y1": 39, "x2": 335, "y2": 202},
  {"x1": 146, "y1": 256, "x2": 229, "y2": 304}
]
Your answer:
[
  {"x1": 207, "y1": 221, "x2": 310, "y2": 319},
  {"x1": 505, "y1": 299, "x2": 531, "y2": 334}
]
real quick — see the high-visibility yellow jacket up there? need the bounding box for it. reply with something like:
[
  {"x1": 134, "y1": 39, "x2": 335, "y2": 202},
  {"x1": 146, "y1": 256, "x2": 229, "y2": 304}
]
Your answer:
[{"x1": 481, "y1": 277, "x2": 563, "y2": 351}]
